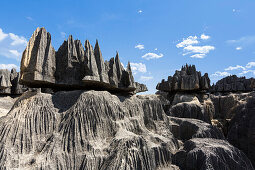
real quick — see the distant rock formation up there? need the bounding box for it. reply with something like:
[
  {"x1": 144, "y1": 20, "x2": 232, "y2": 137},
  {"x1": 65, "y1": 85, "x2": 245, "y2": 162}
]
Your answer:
[
  {"x1": 211, "y1": 75, "x2": 255, "y2": 92},
  {"x1": 20, "y1": 27, "x2": 147, "y2": 94},
  {"x1": 156, "y1": 64, "x2": 210, "y2": 92},
  {"x1": 0, "y1": 68, "x2": 27, "y2": 94}
]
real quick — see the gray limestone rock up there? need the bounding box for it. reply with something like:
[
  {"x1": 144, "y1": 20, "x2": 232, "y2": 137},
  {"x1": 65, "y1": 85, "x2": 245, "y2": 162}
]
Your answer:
[
  {"x1": 20, "y1": 27, "x2": 56, "y2": 86},
  {"x1": 211, "y1": 75, "x2": 255, "y2": 92},
  {"x1": 179, "y1": 138, "x2": 254, "y2": 170},
  {"x1": 19, "y1": 27, "x2": 146, "y2": 94},
  {"x1": 156, "y1": 64, "x2": 210, "y2": 92}
]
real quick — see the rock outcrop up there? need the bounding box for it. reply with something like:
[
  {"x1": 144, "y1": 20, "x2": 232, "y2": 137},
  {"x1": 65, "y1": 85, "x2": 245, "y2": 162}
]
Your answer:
[
  {"x1": 156, "y1": 64, "x2": 210, "y2": 92},
  {"x1": 0, "y1": 69, "x2": 28, "y2": 95},
  {"x1": 20, "y1": 27, "x2": 147, "y2": 94},
  {"x1": 211, "y1": 75, "x2": 255, "y2": 92}
]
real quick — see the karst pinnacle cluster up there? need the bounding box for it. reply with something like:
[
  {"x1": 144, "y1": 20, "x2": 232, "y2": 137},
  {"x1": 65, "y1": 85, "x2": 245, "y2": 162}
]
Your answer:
[{"x1": 19, "y1": 27, "x2": 147, "y2": 94}]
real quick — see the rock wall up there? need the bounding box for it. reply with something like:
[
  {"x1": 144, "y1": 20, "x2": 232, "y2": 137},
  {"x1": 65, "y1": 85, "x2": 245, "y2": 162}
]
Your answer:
[
  {"x1": 156, "y1": 64, "x2": 210, "y2": 92},
  {"x1": 20, "y1": 27, "x2": 147, "y2": 94}
]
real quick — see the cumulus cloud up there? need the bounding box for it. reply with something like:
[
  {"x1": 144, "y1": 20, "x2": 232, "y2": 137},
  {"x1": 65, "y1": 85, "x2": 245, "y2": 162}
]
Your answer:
[
  {"x1": 130, "y1": 63, "x2": 147, "y2": 74},
  {"x1": 0, "y1": 28, "x2": 27, "y2": 60},
  {"x1": 225, "y1": 65, "x2": 246, "y2": 71},
  {"x1": 9, "y1": 33, "x2": 27, "y2": 46},
  {"x1": 142, "y1": 53, "x2": 163, "y2": 60},
  {"x1": 176, "y1": 34, "x2": 215, "y2": 59},
  {"x1": 246, "y1": 62, "x2": 255, "y2": 68},
  {"x1": 227, "y1": 36, "x2": 255, "y2": 46},
  {"x1": 140, "y1": 76, "x2": 153, "y2": 81},
  {"x1": 138, "y1": 10, "x2": 143, "y2": 13},
  {"x1": 200, "y1": 34, "x2": 210, "y2": 40},
  {"x1": 0, "y1": 64, "x2": 18, "y2": 70},
  {"x1": 0, "y1": 29, "x2": 8, "y2": 42},
  {"x1": 176, "y1": 36, "x2": 199, "y2": 48},
  {"x1": 211, "y1": 71, "x2": 231, "y2": 77},
  {"x1": 135, "y1": 44, "x2": 144, "y2": 50},
  {"x1": 239, "y1": 70, "x2": 255, "y2": 75}
]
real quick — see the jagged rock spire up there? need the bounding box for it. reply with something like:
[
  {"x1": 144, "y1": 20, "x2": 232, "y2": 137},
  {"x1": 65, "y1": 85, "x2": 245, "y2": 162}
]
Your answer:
[
  {"x1": 19, "y1": 27, "x2": 147, "y2": 94},
  {"x1": 20, "y1": 27, "x2": 56, "y2": 85},
  {"x1": 83, "y1": 40, "x2": 100, "y2": 82},
  {"x1": 94, "y1": 40, "x2": 109, "y2": 83}
]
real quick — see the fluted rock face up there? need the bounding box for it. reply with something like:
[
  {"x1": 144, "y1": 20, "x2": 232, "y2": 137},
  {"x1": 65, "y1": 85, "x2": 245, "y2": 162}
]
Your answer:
[
  {"x1": 211, "y1": 75, "x2": 255, "y2": 92},
  {"x1": 227, "y1": 92, "x2": 255, "y2": 166},
  {"x1": 0, "y1": 69, "x2": 28, "y2": 94},
  {"x1": 20, "y1": 27, "x2": 56, "y2": 85},
  {"x1": 178, "y1": 138, "x2": 254, "y2": 170},
  {"x1": 20, "y1": 27, "x2": 147, "y2": 94},
  {"x1": 156, "y1": 64, "x2": 210, "y2": 92},
  {"x1": 0, "y1": 90, "x2": 179, "y2": 169}
]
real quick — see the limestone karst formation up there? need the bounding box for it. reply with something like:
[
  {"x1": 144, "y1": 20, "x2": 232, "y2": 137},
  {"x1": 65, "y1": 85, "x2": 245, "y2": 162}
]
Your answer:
[
  {"x1": 20, "y1": 27, "x2": 147, "y2": 94},
  {"x1": 156, "y1": 64, "x2": 210, "y2": 92},
  {"x1": 210, "y1": 75, "x2": 255, "y2": 92},
  {"x1": 0, "y1": 27, "x2": 255, "y2": 169},
  {"x1": 0, "y1": 68, "x2": 27, "y2": 94}
]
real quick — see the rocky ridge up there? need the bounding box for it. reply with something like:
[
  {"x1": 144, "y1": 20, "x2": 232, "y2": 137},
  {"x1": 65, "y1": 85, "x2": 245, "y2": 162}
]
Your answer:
[
  {"x1": 156, "y1": 64, "x2": 210, "y2": 92},
  {"x1": 20, "y1": 27, "x2": 147, "y2": 94}
]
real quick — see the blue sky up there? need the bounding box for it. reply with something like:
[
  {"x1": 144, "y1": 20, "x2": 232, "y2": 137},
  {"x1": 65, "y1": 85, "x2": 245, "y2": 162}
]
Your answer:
[{"x1": 0, "y1": 0, "x2": 255, "y2": 94}]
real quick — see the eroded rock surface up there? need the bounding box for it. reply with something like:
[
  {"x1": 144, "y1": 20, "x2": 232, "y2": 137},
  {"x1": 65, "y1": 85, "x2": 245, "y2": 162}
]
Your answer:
[
  {"x1": 156, "y1": 64, "x2": 210, "y2": 92},
  {"x1": 20, "y1": 27, "x2": 147, "y2": 94},
  {"x1": 211, "y1": 75, "x2": 255, "y2": 92}
]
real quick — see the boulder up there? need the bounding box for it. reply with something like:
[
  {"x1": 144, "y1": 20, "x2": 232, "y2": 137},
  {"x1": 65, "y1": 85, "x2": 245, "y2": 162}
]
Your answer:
[
  {"x1": 174, "y1": 138, "x2": 254, "y2": 170},
  {"x1": 19, "y1": 27, "x2": 147, "y2": 94},
  {"x1": 156, "y1": 64, "x2": 210, "y2": 92}
]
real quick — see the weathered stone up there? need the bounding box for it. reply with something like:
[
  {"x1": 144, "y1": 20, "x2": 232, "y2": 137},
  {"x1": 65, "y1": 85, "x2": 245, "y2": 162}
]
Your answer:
[
  {"x1": 19, "y1": 27, "x2": 147, "y2": 94},
  {"x1": 156, "y1": 64, "x2": 210, "y2": 92},
  {"x1": 0, "y1": 69, "x2": 11, "y2": 90},
  {"x1": 20, "y1": 27, "x2": 56, "y2": 86},
  {"x1": 211, "y1": 75, "x2": 255, "y2": 92}
]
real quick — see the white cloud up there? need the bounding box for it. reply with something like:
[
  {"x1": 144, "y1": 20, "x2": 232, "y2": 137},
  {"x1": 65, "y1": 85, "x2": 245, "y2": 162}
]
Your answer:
[
  {"x1": 225, "y1": 65, "x2": 246, "y2": 71},
  {"x1": 140, "y1": 76, "x2": 153, "y2": 81},
  {"x1": 135, "y1": 44, "x2": 144, "y2": 50},
  {"x1": 142, "y1": 53, "x2": 163, "y2": 60},
  {"x1": 176, "y1": 34, "x2": 214, "y2": 59},
  {"x1": 0, "y1": 29, "x2": 8, "y2": 42},
  {"x1": 183, "y1": 45, "x2": 215, "y2": 54},
  {"x1": 0, "y1": 28, "x2": 27, "y2": 60},
  {"x1": 236, "y1": 46, "x2": 242, "y2": 50},
  {"x1": 0, "y1": 64, "x2": 18, "y2": 70},
  {"x1": 190, "y1": 54, "x2": 206, "y2": 58},
  {"x1": 239, "y1": 70, "x2": 255, "y2": 75},
  {"x1": 9, "y1": 50, "x2": 20, "y2": 57},
  {"x1": 246, "y1": 62, "x2": 255, "y2": 68},
  {"x1": 201, "y1": 34, "x2": 210, "y2": 40},
  {"x1": 138, "y1": 10, "x2": 143, "y2": 13},
  {"x1": 154, "y1": 48, "x2": 158, "y2": 51},
  {"x1": 9, "y1": 33, "x2": 27, "y2": 46},
  {"x1": 211, "y1": 71, "x2": 231, "y2": 77},
  {"x1": 130, "y1": 63, "x2": 147, "y2": 73},
  {"x1": 176, "y1": 36, "x2": 199, "y2": 48}
]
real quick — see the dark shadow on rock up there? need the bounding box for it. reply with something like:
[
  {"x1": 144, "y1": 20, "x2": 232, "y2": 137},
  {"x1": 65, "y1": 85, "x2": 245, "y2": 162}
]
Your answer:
[{"x1": 52, "y1": 90, "x2": 83, "y2": 112}]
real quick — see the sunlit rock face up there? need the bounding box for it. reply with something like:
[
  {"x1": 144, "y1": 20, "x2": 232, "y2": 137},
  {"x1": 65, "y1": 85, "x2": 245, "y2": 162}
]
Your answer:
[
  {"x1": 20, "y1": 27, "x2": 147, "y2": 94},
  {"x1": 156, "y1": 64, "x2": 210, "y2": 92}
]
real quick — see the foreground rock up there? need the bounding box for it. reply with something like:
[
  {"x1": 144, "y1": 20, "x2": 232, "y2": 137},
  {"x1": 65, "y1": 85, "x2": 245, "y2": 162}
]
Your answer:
[
  {"x1": 0, "y1": 96, "x2": 17, "y2": 117},
  {"x1": 156, "y1": 64, "x2": 210, "y2": 92},
  {"x1": 20, "y1": 27, "x2": 147, "y2": 94},
  {"x1": 174, "y1": 138, "x2": 254, "y2": 170},
  {"x1": 211, "y1": 75, "x2": 255, "y2": 92},
  {"x1": 0, "y1": 90, "x2": 252, "y2": 169}
]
